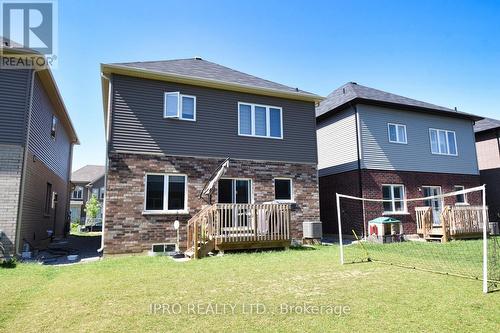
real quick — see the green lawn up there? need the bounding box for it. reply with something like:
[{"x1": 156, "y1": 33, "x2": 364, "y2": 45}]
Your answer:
[{"x1": 1, "y1": 245, "x2": 499, "y2": 332}]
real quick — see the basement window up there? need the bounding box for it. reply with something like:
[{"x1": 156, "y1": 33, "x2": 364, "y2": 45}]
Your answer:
[{"x1": 164, "y1": 92, "x2": 196, "y2": 121}]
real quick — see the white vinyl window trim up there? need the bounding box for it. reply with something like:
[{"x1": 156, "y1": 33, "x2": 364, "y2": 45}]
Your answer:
[
  {"x1": 72, "y1": 186, "x2": 83, "y2": 199},
  {"x1": 217, "y1": 178, "x2": 254, "y2": 204},
  {"x1": 143, "y1": 173, "x2": 189, "y2": 214},
  {"x1": 429, "y1": 128, "x2": 458, "y2": 156},
  {"x1": 164, "y1": 92, "x2": 196, "y2": 121},
  {"x1": 382, "y1": 184, "x2": 408, "y2": 214},
  {"x1": 387, "y1": 123, "x2": 407, "y2": 144},
  {"x1": 454, "y1": 185, "x2": 468, "y2": 205},
  {"x1": 274, "y1": 178, "x2": 294, "y2": 203},
  {"x1": 237, "y1": 102, "x2": 283, "y2": 139}
]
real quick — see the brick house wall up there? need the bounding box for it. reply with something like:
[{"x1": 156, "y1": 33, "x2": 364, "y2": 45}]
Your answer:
[
  {"x1": 320, "y1": 169, "x2": 481, "y2": 237},
  {"x1": 0, "y1": 145, "x2": 23, "y2": 256},
  {"x1": 105, "y1": 152, "x2": 320, "y2": 254}
]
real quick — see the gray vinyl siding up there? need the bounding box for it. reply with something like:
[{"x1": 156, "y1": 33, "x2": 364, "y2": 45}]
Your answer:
[
  {"x1": 0, "y1": 67, "x2": 32, "y2": 145},
  {"x1": 316, "y1": 108, "x2": 359, "y2": 176},
  {"x1": 358, "y1": 104, "x2": 479, "y2": 175},
  {"x1": 28, "y1": 74, "x2": 72, "y2": 180},
  {"x1": 110, "y1": 75, "x2": 318, "y2": 164}
]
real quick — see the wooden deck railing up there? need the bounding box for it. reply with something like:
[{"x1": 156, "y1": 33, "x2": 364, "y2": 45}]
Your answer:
[
  {"x1": 213, "y1": 203, "x2": 291, "y2": 244},
  {"x1": 448, "y1": 205, "x2": 489, "y2": 236},
  {"x1": 415, "y1": 206, "x2": 432, "y2": 237},
  {"x1": 186, "y1": 203, "x2": 291, "y2": 258},
  {"x1": 415, "y1": 205, "x2": 489, "y2": 240}
]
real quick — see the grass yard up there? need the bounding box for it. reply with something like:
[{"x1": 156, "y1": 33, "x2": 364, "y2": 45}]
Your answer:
[{"x1": 1, "y1": 245, "x2": 499, "y2": 332}]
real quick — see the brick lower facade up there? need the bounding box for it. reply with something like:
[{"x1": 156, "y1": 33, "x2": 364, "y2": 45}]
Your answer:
[
  {"x1": 0, "y1": 145, "x2": 23, "y2": 256},
  {"x1": 319, "y1": 169, "x2": 481, "y2": 236},
  {"x1": 104, "y1": 153, "x2": 320, "y2": 254}
]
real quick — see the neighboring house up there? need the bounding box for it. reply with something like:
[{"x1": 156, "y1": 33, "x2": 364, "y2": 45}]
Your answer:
[
  {"x1": 70, "y1": 165, "x2": 105, "y2": 224},
  {"x1": 474, "y1": 117, "x2": 500, "y2": 222},
  {"x1": 100, "y1": 58, "x2": 322, "y2": 255},
  {"x1": 316, "y1": 82, "x2": 483, "y2": 240},
  {"x1": 0, "y1": 38, "x2": 79, "y2": 256}
]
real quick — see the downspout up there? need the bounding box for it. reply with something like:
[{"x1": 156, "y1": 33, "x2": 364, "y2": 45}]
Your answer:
[
  {"x1": 14, "y1": 67, "x2": 42, "y2": 254},
  {"x1": 97, "y1": 73, "x2": 112, "y2": 253},
  {"x1": 351, "y1": 102, "x2": 366, "y2": 238}
]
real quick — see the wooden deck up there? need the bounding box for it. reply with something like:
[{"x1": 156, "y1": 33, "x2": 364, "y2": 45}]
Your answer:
[
  {"x1": 416, "y1": 205, "x2": 488, "y2": 241},
  {"x1": 186, "y1": 203, "x2": 291, "y2": 258}
]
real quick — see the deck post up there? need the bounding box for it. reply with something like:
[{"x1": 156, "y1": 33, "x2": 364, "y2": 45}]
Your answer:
[{"x1": 194, "y1": 219, "x2": 199, "y2": 260}]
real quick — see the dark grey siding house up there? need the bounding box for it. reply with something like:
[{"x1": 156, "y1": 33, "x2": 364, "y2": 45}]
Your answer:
[
  {"x1": 317, "y1": 82, "x2": 483, "y2": 238},
  {"x1": 70, "y1": 165, "x2": 105, "y2": 224},
  {"x1": 474, "y1": 117, "x2": 500, "y2": 222},
  {"x1": 0, "y1": 39, "x2": 79, "y2": 257},
  {"x1": 101, "y1": 58, "x2": 322, "y2": 254}
]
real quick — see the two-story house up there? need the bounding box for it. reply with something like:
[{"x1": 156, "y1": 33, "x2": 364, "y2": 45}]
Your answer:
[
  {"x1": 100, "y1": 58, "x2": 322, "y2": 255},
  {"x1": 474, "y1": 117, "x2": 500, "y2": 222},
  {"x1": 316, "y1": 82, "x2": 482, "y2": 240},
  {"x1": 0, "y1": 38, "x2": 79, "y2": 256},
  {"x1": 70, "y1": 165, "x2": 105, "y2": 225}
]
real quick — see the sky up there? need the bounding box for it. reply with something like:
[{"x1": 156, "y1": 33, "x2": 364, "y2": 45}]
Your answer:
[{"x1": 50, "y1": 0, "x2": 500, "y2": 171}]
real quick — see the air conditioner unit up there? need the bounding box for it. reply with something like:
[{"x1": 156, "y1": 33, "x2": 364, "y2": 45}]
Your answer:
[
  {"x1": 148, "y1": 243, "x2": 176, "y2": 256},
  {"x1": 303, "y1": 221, "x2": 322, "y2": 239}
]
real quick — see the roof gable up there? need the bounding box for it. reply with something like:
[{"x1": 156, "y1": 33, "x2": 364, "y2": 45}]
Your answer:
[
  {"x1": 71, "y1": 165, "x2": 105, "y2": 183},
  {"x1": 474, "y1": 117, "x2": 500, "y2": 133},
  {"x1": 316, "y1": 82, "x2": 481, "y2": 121}
]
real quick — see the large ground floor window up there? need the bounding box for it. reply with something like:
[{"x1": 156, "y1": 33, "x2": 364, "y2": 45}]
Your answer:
[{"x1": 144, "y1": 174, "x2": 187, "y2": 212}]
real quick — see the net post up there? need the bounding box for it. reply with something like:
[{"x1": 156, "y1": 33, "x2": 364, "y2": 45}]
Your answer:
[
  {"x1": 336, "y1": 193, "x2": 344, "y2": 265},
  {"x1": 482, "y1": 184, "x2": 488, "y2": 294}
]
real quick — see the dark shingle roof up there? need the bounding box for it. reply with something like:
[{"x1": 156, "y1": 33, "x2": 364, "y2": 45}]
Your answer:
[
  {"x1": 111, "y1": 58, "x2": 316, "y2": 96},
  {"x1": 474, "y1": 117, "x2": 500, "y2": 133},
  {"x1": 71, "y1": 165, "x2": 105, "y2": 183},
  {"x1": 316, "y1": 82, "x2": 481, "y2": 121}
]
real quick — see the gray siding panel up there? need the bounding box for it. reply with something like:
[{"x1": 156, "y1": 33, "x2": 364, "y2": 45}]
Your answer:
[
  {"x1": 316, "y1": 108, "x2": 359, "y2": 176},
  {"x1": 28, "y1": 74, "x2": 71, "y2": 180},
  {"x1": 110, "y1": 75, "x2": 318, "y2": 163},
  {"x1": 358, "y1": 104, "x2": 479, "y2": 175},
  {"x1": 0, "y1": 67, "x2": 31, "y2": 145}
]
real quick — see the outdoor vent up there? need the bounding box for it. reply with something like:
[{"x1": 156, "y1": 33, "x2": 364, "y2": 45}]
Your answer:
[
  {"x1": 194, "y1": 56, "x2": 202, "y2": 60},
  {"x1": 149, "y1": 243, "x2": 176, "y2": 256},
  {"x1": 303, "y1": 221, "x2": 322, "y2": 239}
]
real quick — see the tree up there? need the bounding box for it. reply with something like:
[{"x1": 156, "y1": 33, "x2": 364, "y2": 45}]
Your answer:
[{"x1": 84, "y1": 195, "x2": 101, "y2": 231}]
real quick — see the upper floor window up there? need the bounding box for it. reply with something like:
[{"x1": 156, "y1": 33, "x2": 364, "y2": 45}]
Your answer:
[
  {"x1": 454, "y1": 185, "x2": 467, "y2": 205},
  {"x1": 274, "y1": 178, "x2": 293, "y2": 202},
  {"x1": 145, "y1": 174, "x2": 187, "y2": 212},
  {"x1": 429, "y1": 128, "x2": 457, "y2": 156},
  {"x1": 387, "y1": 123, "x2": 407, "y2": 144},
  {"x1": 382, "y1": 184, "x2": 406, "y2": 214},
  {"x1": 238, "y1": 102, "x2": 282, "y2": 139},
  {"x1": 164, "y1": 92, "x2": 196, "y2": 121},
  {"x1": 51, "y1": 115, "x2": 57, "y2": 139},
  {"x1": 100, "y1": 187, "x2": 105, "y2": 200},
  {"x1": 44, "y1": 183, "x2": 53, "y2": 215},
  {"x1": 72, "y1": 186, "x2": 83, "y2": 199}
]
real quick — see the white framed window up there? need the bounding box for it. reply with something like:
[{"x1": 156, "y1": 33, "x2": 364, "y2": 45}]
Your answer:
[
  {"x1": 429, "y1": 128, "x2": 457, "y2": 156},
  {"x1": 91, "y1": 188, "x2": 99, "y2": 198},
  {"x1": 99, "y1": 187, "x2": 105, "y2": 200},
  {"x1": 387, "y1": 123, "x2": 407, "y2": 144},
  {"x1": 217, "y1": 178, "x2": 252, "y2": 204},
  {"x1": 238, "y1": 102, "x2": 283, "y2": 139},
  {"x1": 72, "y1": 186, "x2": 83, "y2": 199},
  {"x1": 164, "y1": 92, "x2": 196, "y2": 121},
  {"x1": 144, "y1": 174, "x2": 188, "y2": 213},
  {"x1": 382, "y1": 184, "x2": 406, "y2": 214},
  {"x1": 274, "y1": 178, "x2": 293, "y2": 202},
  {"x1": 454, "y1": 185, "x2": 467, "y2": 205},
  {"x1": 51, "y1": 115, "x2": 57, "y2": 139}
]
